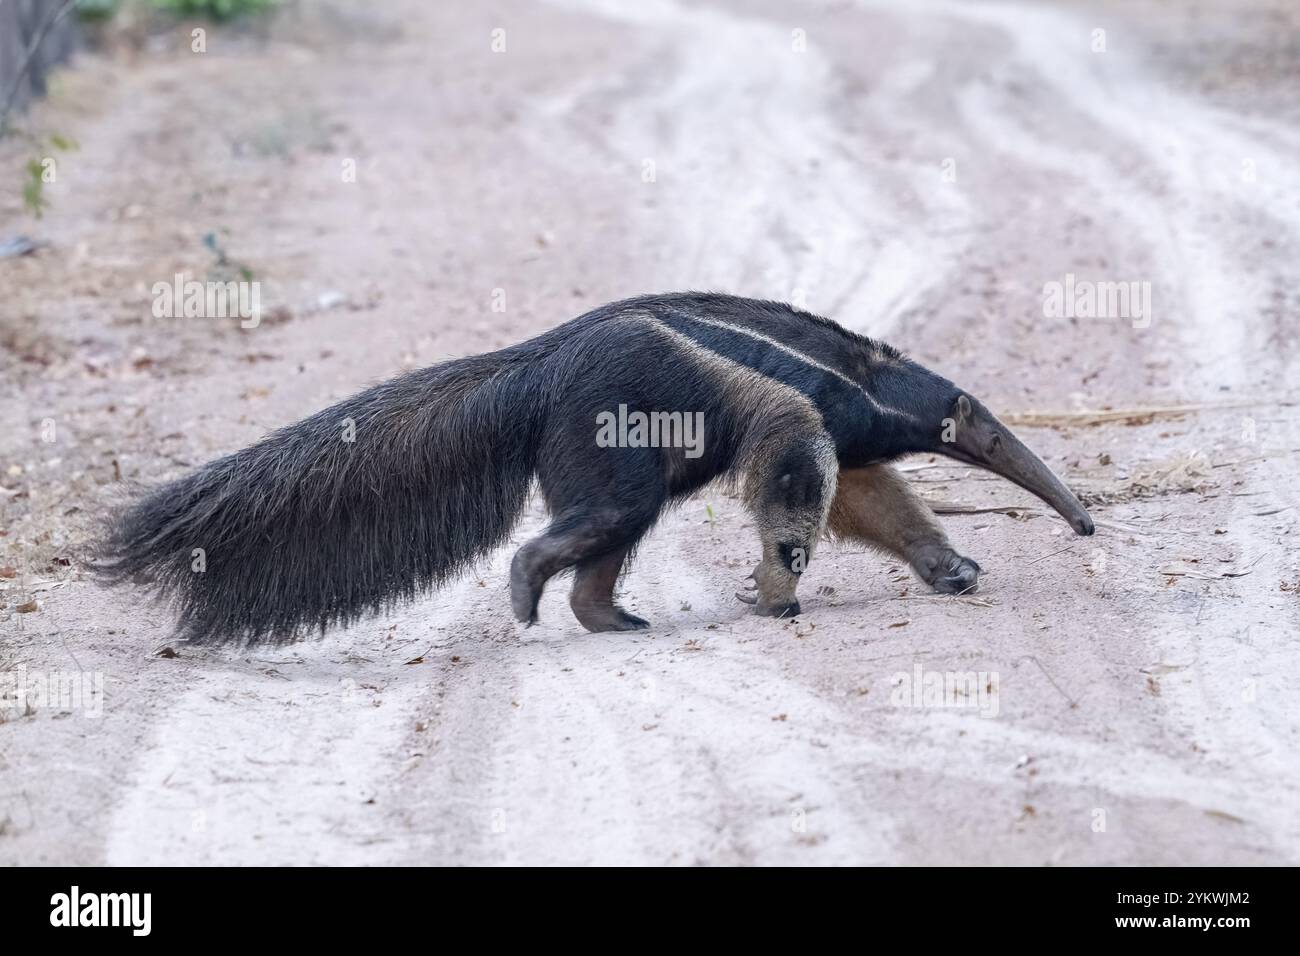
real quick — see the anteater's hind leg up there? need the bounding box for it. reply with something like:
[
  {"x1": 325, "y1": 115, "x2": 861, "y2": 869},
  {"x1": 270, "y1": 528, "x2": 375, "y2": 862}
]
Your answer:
[
  {"x1": 569, "y1": 544, "x2": 648, "y2": 633},
  {"x1": 828, "y1": 463, "x2": 980, "y2": 594},
  {"x1": 736, "y1": 434, "x2": 838, "y2": 618},
  {"x1": 510, "y1": 509, "x2": 655, "y2": 628},
  {"x1": 510, "y1": 444, "x2": 663, "y2": 631}
]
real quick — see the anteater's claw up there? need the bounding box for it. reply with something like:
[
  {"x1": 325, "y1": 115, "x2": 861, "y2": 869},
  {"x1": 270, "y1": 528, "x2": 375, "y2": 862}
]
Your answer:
[
  {"x1": 735, "y1": 590, "x2": 758, "y2": 605},
  {"x1": 928, "y1": 552, "x2": 981, "y2": 595}
]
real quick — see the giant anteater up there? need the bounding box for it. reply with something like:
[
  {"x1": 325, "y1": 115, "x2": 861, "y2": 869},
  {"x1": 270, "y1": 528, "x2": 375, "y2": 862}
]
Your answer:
[{"x1": 99, "y1": 292, "x2": 1094, "y2": 642}]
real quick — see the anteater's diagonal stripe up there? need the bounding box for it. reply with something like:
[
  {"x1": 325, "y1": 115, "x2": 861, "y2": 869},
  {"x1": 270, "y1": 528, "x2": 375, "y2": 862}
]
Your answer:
[{"x1": 648, "y1": 310, "x2": 918, "y2": 424}]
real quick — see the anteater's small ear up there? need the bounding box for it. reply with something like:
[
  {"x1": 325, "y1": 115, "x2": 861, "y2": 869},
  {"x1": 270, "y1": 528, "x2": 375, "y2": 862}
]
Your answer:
[{"x1": 955, "y1": 394, "x2": 973, "y2": 422}]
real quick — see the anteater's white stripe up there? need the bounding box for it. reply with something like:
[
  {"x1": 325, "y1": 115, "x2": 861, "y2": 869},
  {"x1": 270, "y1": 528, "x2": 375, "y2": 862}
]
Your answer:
[
  {"x1": 669, "y1": 313, "x2": 917, "y2": 423},
  {"x1": 631, "y1": 315, "x2": 825, "y2": 429}
]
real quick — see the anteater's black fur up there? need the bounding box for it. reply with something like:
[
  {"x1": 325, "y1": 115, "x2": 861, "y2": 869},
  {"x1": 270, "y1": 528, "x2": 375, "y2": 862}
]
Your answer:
[{"x1": 99, "y1": 292, "x2": 1075, "y2": 644}]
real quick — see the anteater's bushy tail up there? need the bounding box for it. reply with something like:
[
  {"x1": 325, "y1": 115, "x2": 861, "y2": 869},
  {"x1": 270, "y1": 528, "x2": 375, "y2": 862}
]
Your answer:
[{"x1": 98, "y1": 352, "x2": 544, "y2": 644}]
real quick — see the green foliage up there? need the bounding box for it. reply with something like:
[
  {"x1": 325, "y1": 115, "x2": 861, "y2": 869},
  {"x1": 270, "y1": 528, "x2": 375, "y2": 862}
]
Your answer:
[
  {"x1": 203, "y1": 230, "x2": 256, "y2": 281},
  {"x1": 22, "y1": 160, "x2": 48, "y2": 218},
  {"x1": 19, "y1": 133, "x2": 77, "y2": 219},
  {"x1": 75, "y1": 0, "x2": 121, "y2": 22},
  {"x1": 151, "y1": 0, "x2": 278, "y2": 21}
]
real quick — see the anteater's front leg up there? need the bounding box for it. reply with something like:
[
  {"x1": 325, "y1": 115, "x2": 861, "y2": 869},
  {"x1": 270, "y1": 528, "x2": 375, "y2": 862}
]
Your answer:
[
  {"x1": 737, "y1": 435, "x2": 838, "y2": 618},
  {"x1": 828, "y1": 463, "x2": 980, "y2": 594}
]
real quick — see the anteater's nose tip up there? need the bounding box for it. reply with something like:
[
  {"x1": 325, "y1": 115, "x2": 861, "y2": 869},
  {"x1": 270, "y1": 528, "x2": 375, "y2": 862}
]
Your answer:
[{"x1": 1074, "y1": 515, "x2": 1095, "y2": 536}]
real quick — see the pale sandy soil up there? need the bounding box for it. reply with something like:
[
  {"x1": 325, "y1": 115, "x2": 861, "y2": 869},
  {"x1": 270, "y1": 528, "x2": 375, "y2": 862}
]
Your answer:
[{"x1": 1, "y1": 0, "x2": 1298, "y2": 865}]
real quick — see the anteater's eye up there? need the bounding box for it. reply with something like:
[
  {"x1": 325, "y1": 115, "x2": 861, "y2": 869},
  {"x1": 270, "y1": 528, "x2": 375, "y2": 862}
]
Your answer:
[{"x1": 988, "y1": 434, "x2": 1002, "y2": 455}]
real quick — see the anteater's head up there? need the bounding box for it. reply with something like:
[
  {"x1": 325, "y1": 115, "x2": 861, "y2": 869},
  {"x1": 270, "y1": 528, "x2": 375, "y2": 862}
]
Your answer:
[
  {"x1": 935, "y1": 392, "x2": 1094, "y2": 536},
  {"x1": 869, "y1": 360, "x2": 1094, "y2": 536}
]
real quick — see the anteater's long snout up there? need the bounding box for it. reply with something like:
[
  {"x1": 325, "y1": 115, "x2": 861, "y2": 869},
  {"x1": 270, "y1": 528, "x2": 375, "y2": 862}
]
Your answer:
[
  {"x1": 946, "y1": 394, "x2": 1095, "y2": 536},
  {"x1": 989, "y1": 422, "x2": 1095, "y2": 536}
]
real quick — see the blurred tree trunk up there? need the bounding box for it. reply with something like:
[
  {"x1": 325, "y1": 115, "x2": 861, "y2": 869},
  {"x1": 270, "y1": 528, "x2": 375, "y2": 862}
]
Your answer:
[{"x1": 0, "y1": 0, "x2": 79, "y2": 118}]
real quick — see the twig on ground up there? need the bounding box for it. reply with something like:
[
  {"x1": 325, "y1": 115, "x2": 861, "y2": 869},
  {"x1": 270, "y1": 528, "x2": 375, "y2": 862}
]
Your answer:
[
  {"x1": 1001, "y1": 400, "x2": 1292, "y2": 428},
  {"x1": 886, "y1": 593, "x2": 998, "y2": 608},
  {"x1": 1158, "y1": 553, "x2": 1266, "y2": 580},
  {"x1": 1027, "y1": 545, "x2": 1074, "y2": 566},
  {"x1": 1019, "y1": 655, "x2": 1077, "y2": 708},
  {"x1": 926, "y1": 501, "x2": 1040, "y2": 517}
]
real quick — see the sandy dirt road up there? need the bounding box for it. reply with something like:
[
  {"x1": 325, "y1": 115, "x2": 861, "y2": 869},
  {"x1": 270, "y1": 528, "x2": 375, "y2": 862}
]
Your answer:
[{"x1": 2, "y1": 0, "x2": 1298, "y2": 865}]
